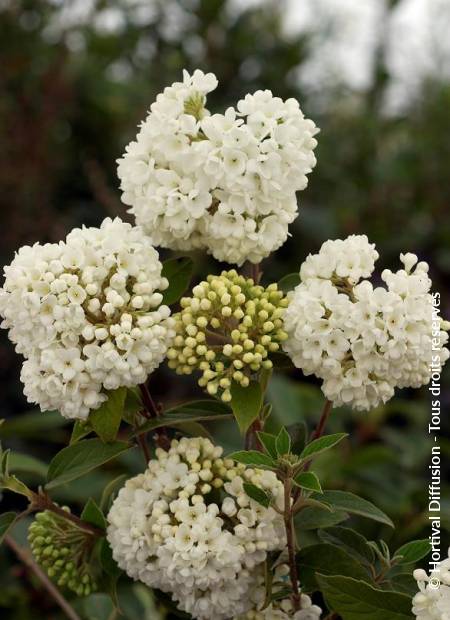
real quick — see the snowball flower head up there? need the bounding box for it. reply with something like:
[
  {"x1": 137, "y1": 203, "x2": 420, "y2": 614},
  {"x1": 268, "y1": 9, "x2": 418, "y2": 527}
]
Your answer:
[
  {"x1": 283, "y1": 236, "x2": 450, "y2": 410},
  {"x1": 0, "y1": 218, "x2": 175, "y2": 419},
  {"x1": 117, "y1": 69, "x2": 319, "y2": 265},
  {"x1": 412, "y1": 549, "x2": 450, "y2": 619},
  {"x1": 107, "y1": 437, "x2": 285, "y2": 620},
  {"x1": 167, "y1": 270, "x2": 288, "y2": 401}
]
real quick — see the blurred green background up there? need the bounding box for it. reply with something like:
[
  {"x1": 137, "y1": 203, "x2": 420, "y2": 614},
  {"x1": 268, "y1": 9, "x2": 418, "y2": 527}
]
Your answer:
[{"x1": 0, "y1": 0, "x2": 449, "y2": 618}]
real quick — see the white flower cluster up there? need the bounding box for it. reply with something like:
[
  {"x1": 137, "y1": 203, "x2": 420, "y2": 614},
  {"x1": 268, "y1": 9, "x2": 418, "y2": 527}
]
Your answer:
[
  {"x1": 235, "y1": 563, "x2": 322, "y2": 620},
  {"x1": 107, "y1": 437, "x2": 285, "y2": 620},
  {"x1": 0, "y1": 218, "x2": 175, "y2": 420},
  {"x1": 413, "y1": 549, "x2": 450, "y2": 619},
  {"x1": 283, "y1": 235, "x2": 450, "y2": 410},
  {"x1": 118, "y1": 69, "x2": 319, "y2": 265}
]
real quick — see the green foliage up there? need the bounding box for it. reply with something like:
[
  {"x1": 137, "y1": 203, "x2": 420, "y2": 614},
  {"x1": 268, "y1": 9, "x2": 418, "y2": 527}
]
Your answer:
[
  {"x1": 317, "y1": 574, "x2": 414, "y2": 620},
  {"x1": 297, "y1": 543, "x2": 372, "y2": 592},
  {"x1": 294, "y1": 471, "x2": 323, "y2": 493},
  {"x1": 89, "y1": 387, "x2": 127, "y2": 443},
  {"x1": 243, "y1": 483, "x2": 271, "y2": 508},
  {"x1": 275, "y1": 427, "x2": 291, "y2": 456},
  {"x1": 0, "y1": 512, "x2": 17, "y2": 545},
  {"x1": 318, "y1": 526, "x2": 375, "y2": 564},
  {"x1": 277, "y1": 273, "x2": 300, "y2": 293},
  {"x1": 300, "y1": 433, "x2": 348, "y2": 460},
  {"x1": 161, "y1": 257, "x2": 195, "y2": 305},
  {"x1": 229, "y1": 450, "x2": 275, "y2": 468},
  {"x1": 81, "y1": 498, "x2": 107, "y2": 531},
  {"x1": 46, "y1": 439, "x2": 131, "y2": 490},
  {"x1": 133, "y1": 400, "x2": 232, "y2": 435},
  {"x1": 312, "y1": 491, "x2": 394, "y2": 528},
  {"x1": 230, "y1": 380, "x2": 263, "y2": 433},
  {"x1": 393, "y1": 539, "x2": 432, "y2": 565}
]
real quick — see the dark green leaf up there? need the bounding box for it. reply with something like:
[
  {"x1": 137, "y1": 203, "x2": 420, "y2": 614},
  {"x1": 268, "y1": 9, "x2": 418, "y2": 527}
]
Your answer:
[
  {"x1": 89, "y1": 387, "x2": 126, "y2": 443},
  {"x1": 294, "y1": 471, "x2": 322, "y2": 493},
  {"x1": 230, "y1": 380, "x2": 263, "y2": 434},
  {"x1": 394, "y1": 540, "x2": 431, "y2": 564},
  {"x1": 275, "y1": 427, "x2": 291, "y2": 456},
  {"x1": 81, "y1": 498, "x2": 107, "y2": 530},
  {"x1": 297, "y1": 543, "x2": 372, "y2": 592},
  {"x1": 317, "y1": 574, "x2": 414, "y2": 620},
  {"x1": 270, "y1": 352, "x2": 295, "y2": 370},
  {"x1": 295, "y1": 507, "x2": 349, "y2": 531},
  {"x1": 99, "y1": 538, "x2": 121, "y2": 578},
  {"x1": 387, "y1": 573, "x2": 418, "y2": 597},
  {"x1": 100, "y1": 474, "x2": 127, "y2": 512},
  {"x1": 0, "y1": 410, "x2": 68, "y2": 441},
  {"x1": 228, "y1": 450, "x2": 275, "y2": 468},
  {"x1": 46, "y1": 439, "x2": 131, "y2": 490},
  {"x1": 278, "y1": 273, "x2": 300, "y2": 293},
  {"x1": 70, "y1": 420, "x2": 92, "y2": 444},
  {"x1": 243, "y1": 483, "x2": 271, "y2": 508},
  {"x1": 300, "y1": 433, "x2": 348, "y2": 460},
  {"x1": 161, "y1": 257, "x2": 194, "y2": 305},
  {"x1": 312, "y1": 491, "x2": 394, "y2": 528},
  {"x1": 166, "y1": 400, "x2": 232, "y2": 416},
  {"x1": 8, "y1": 452, "x2": 48, "y2": 478},
  {"x1": 287, "y1": 422, "x2": 307, "y2": 455},
  {"x1": 0, "y1": 512, "x2": 17, "y2": 545},
  {"x1": 319, "y1": 526, "x2": 375, "y2": 564},
  {"x1": 256, "y1": 432, "x2": 278, "y2": 458},
  {"x1": 132, "y1": 405, "x2": 232, "y2": 436}
]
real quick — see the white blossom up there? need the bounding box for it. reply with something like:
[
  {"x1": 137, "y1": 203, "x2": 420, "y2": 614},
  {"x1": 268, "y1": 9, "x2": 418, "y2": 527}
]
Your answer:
[
  {"x1": 413, "y1": 549, "x2": 450, "y2": 619},
  {"x1": 117, "y1": 70, "x2": 319, "y2": 265},
  {"x1": 283, "y1": 236, "x2": 450, "y2": 410},
  {"x1": 107, "y1": 437, "x2": 285, "y2": 620},
  {"x1": 0, "y1": 218, "x2": 175, "y2": 419}
]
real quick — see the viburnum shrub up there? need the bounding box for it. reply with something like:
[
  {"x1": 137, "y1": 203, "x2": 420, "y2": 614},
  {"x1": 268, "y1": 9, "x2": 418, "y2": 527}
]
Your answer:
[{"x1": 0, "y1": 70, "x2": 449, "y2": 620}]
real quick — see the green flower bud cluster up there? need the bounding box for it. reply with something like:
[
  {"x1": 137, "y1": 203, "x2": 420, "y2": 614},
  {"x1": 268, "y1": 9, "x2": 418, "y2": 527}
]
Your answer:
[
  {"x1": 28, "y1": 509, "x2": 98, "y2": 597},
  {"x1": 167, "y1": 270, "x2": 288, "y2": 401}
]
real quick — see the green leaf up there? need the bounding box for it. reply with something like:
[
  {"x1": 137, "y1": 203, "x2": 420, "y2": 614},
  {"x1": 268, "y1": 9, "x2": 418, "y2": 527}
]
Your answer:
[
  {"x1": 256, "y1": 432, "x2": 278, "y2": 458},
  {"x1": 243, "y1": 483, "x2": 271, "y2": 508},
  {"x1": 319, "y1": 526, "x2": 375, "y2": 564},
  {"x1": 132, "y1": 403, "x2": 232, "y2": 436},
  {"x1": 89, "y1": 387, "x2": 126, "y2": 443},
  {"x1": 8, "y1": 452, "x2": 48, "y2": 478},
  {"x1": 294, "y1": 471, "x2": 322, "y2": 493},
  {"x1": 0, "y1": 410, "x2": 68, "y2": 441},
  {"x1": 166, "y1": 400, "x2": 232, "y2": 416},
  {"x1": 46, "y1": 439, "x2": 131, "y2": 490},
  {"x1": 70, "y1": 420, "x2": 92, "y2": 444},
  {"x1": 81, "y1": 498, "x2": 107, "y2": 530},
  {"x1": 228, "y1": 450, "x2": 275, "y2": 468},
  {"x1": 275, "y1": 427, "x2": 291, "y2": 456},
  {"x1": 99, "y1": 538, "x2": 121, "y2": 578},
  {"x1": 0, "y1": 512, "x2": 18, "y2": 545},
  {"x1": 278, "y1": 273, "x2": 300, "y2": 293},
  {"x1": 230, "y1": 380, "x2": 263, "y2": 434},
  {"x1": 393, "y1": 540, "x2": 431, "y2": 564},
  {"x1": 0, "y1": 447, "x2": 33, "y2": 499},
  {"x1": 317, "y1": 574, "x2": 414, "y2": 620},
  {"x1": 295, "y1": 507, "x2": 349, "y2": 531},
  {"x1": 99, "y1": 474, "x2": 127, "y2": 512},
  {"x1": 297, "y1": 543, "x2": 372, "y2": 592},
  {"x1": 81, "y1": 593, "x2": 115, "y2": 620},
  {"x1": 161, "y1": 257, "x2": 194, "y2": 305},
  {"x1": 287, "y1": 422, "x2": 307, "y2": 455},
  {"x1": 312, "y1": 490, "x2": 394, "y2": 528},
  {"x1": 300, "y1": 433, "x2": 348, "y2": 460}
]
